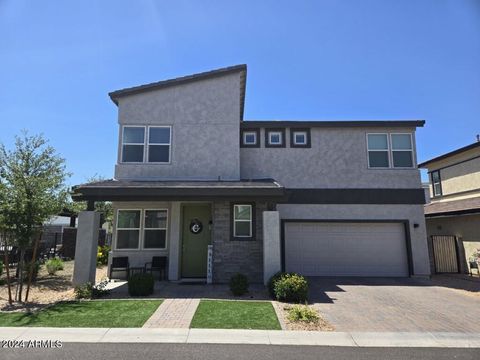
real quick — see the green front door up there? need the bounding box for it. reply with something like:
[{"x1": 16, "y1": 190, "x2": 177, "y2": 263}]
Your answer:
[{"x1": 181, "y1": 204, "x2": 212, "y2": 278}]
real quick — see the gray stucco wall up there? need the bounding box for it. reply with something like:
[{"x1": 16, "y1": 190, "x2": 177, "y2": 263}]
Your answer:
[
  {"x1": 115, "y1": 72, "x2": 242, "y2": 181},
  {"x1": 212, "y1": 201, "x2": 267, "y2": 283},
  {"x1": 277, "y1": 204, "x2": 430, "y2": 276},
  {"x1": 241, "y1": 127, "x2": 421, "y2": 188}
]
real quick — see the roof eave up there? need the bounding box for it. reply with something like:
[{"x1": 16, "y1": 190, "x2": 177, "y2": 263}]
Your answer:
[{"x1": 108, "y1": 64, "x2": 247, "y2": 106}]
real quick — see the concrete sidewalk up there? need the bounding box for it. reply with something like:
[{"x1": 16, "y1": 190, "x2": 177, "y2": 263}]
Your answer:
[{"x1": 1, "y1": 327, "x2": 479, "y2": 348}]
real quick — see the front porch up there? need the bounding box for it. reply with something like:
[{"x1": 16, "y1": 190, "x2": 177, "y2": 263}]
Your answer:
[{"x1": 70, "y1": 179, "x2": 284, "y2": 286}]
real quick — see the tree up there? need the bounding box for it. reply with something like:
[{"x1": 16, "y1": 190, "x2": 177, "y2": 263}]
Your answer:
[{"x1": 0, "y1": 132, "x2": 70, "y2": 302}]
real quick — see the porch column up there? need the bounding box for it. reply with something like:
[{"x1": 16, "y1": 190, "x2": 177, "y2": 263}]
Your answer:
[
  {"x1": 72, "y1": 211, "x2": 100, "y2": 286},
  {"x1": 168, "y1": 202, "x2": 181, "y2": 280},
  {"x1": 263, "y1": 211, "x2": 281, "y2": 285}
]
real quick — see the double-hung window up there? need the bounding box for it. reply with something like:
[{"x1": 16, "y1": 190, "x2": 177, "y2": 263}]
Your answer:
[
  {"x1": 144, "y1": 210, "x2": 167, "y2": 249},
  {"x1": 367, "y1": 134, "x2": 390, "y2": 168},
  {"x1": 431, "y1": 170, "x2": 442, "y2": 197},
  {"x1": 116, "y1": 210, "x2": 141, "y2": 249},
  {"x1": 391, "y1": 134, "x2": 414, "y2": 168},
  {"x1": 122, "y1": 127, "x2": 145, "y2": 162},
  {"x1": 121, "y1": 125, "x2": 171, "y2": 163},
  {"x1": 148, "y1": 127, "x2": 171, "y2": 163},
  {"x1": 233, "y1": 204, "x2": 253, "y2": 239}
]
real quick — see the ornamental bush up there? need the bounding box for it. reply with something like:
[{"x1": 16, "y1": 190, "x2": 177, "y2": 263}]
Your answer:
[
  {"x1": 45, "y1": 257, "x2": 64, "y2": 275},
  {"x1": 128, "y1": 273, "x2": 154, "y2": 296},
  {"x1": 287, "y1": 304, "x2": 319, "y2": 323},
  {"x1": 229, "y1": 273, "x2": 249, "y2": 296},
  {"x1": 97, "y1": 245, "x2": 110, "y2": 266},
  {"x1": 273, "y1": 273, "x2": 308, "y2": 303}
]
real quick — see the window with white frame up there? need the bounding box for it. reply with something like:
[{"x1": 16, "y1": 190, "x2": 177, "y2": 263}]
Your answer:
[
  {"x1": 268, "y1": 131, "x2": 282, "y2": 145},
  {"x1": 143, "y1": 210, "x2": 167, "y2": 249},
  {"x1": 116, "y1": 210, "x2": 141, "y2": 249},
  {"x1": 391, "y1": 134, "x2": 413, "y2": 168},
  {"x1": 233, "y1": 204, "x2": 253, "y2": 238},
  {"x1": 431, "y1": 170, "x2": 442, "y2": 197},
  {"x1": 148, "y1": 127, "x2": 171, "y2": 163},
  {"x1": 243, "y1": 131, "x2": 257, "y2": 146},
  {"x1": 367, "y1": 134, "x2": 390, "y2": 168},
  {"x1": 293, "y1": 131, "x2": 307, "y2": 145},
  {"x1": 122, "y1": 127, "x2": 145, "y2": 162}
]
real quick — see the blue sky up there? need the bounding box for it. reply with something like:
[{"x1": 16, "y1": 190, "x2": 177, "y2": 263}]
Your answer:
[{"x1": 1, "y1": 0, "x2": 479, "y2": 185}]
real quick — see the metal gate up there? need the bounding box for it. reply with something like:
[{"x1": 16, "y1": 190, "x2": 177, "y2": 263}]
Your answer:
[{"x1": 431, "y1": 235, "x2": 459, "y2": 273}]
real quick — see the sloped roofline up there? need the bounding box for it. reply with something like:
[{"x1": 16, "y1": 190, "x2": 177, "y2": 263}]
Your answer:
[
  {"x1": 418, "y1": 141, "x2": 480, "y2": 168},
  {"x1": 108, "y1": 64, "x2": 247, "y2": 119}
]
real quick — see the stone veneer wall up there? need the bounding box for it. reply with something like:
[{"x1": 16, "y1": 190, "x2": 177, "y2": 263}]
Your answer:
[{"x1": 212, "y1": 201, "x2": 266, "y2": 283}]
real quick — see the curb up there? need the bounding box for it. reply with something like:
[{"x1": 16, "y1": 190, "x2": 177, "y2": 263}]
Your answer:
[{"x1": 1, "y1": 328, "x2": 480, "y2": 348}]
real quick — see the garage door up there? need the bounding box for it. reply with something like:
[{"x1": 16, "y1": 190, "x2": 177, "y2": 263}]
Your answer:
[{"x1": 284, "y1": 222, "x2": 409, "y2": 277}]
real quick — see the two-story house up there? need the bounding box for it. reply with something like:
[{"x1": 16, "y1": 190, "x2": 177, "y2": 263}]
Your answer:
[
  {"x1": 71, "y1": 65, "x2": 430, "y2": 285},
  {"x1": 419, "y1": 140, "x2": 480, "y2": 274}
]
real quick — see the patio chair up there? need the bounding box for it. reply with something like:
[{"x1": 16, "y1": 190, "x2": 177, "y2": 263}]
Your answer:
[
  {"x1": 469, "y1": 260, "x2": 479, "y2": 276},
  {"x1": 109, "y1": 256, "x2": 130, "y2": 280},
  {"x1": 144, "y1": 256, "x2": 167, "y2": 281}
]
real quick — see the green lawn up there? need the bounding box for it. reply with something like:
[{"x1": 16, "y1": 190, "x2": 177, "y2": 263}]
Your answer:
[
  {"x1": 0, "y1": 300, "x2": 162, "y2": 327},
  {"x1": 190, "y1": 300, "x2": 281, "y2": 330}
]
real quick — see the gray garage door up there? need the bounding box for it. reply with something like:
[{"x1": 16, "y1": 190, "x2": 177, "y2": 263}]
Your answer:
[{"x1": 284, "y1": 222, "x2": 409, "y2": 277}]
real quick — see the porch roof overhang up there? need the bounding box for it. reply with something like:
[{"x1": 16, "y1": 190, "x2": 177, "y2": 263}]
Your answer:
[
  {"x1": 71, "y1": 179, "x2": 286, "y2": 202},
  {"x1": 424, "y1": 197, "x2": 480, "y2": 218}
]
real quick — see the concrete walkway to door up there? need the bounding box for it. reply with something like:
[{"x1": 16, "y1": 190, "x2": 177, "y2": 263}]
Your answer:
[
  {"x1": 309, "y1": 276, "x2": 480, "y2": 333},
  {"x1": 143, "y1": 298, "x2": 200, "y2": 328}
]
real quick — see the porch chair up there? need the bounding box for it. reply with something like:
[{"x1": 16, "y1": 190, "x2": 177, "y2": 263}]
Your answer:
[
  {"x1": 144, "y1": 256, "x2": 168, "y2": 281},
  {"x1": 109, "y1": 256, "x2": 130, "y2": 280}
]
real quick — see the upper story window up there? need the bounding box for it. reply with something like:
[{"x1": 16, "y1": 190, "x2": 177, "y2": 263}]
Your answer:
[
  {"x1": 367, "y1": 134, "x2": 390, "y2": 168},
  {"x1": 240, "y1": 128, "x2": 260, "y2": 148},
  {"x1": 148, "y1": 127, "x2": 171, "y2": 163},
  {"x1": 367, "y1": 133, "x2": 415, "y2": 169},
  {"x1": 121, "y1": 125, "x2": 171, "y2": 163},
  {"x1": 290, "y1": 128, "x2": 311, "y2": 148},
  {"x1": 265, "y1": 128, "x2": 286, "y2": 148},
  {"x1": 122, "y1": 127, "x2": 145, "y2": 163},
  {"x1": 244, "y1": 132, "x2": 257, "y2": 145},
  {"x1": 391, "y1": 134, "x2": 413, "y2": 168},
  {"x1": 431, "y1": 170, "x2": 442, "y2": 197}
]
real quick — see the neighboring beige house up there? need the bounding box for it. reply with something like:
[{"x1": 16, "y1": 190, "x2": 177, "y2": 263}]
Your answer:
[{"x1": 419, "y1": 140, "x2": 480, "y2": 274}]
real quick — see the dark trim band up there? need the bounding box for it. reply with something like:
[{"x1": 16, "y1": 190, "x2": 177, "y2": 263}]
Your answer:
[
  {"x1": 242, "y1": 120, "x2": 425, "y2": 128},
  {"x1": 283, "y1": 188, "x2": 426, "y2": 205}
]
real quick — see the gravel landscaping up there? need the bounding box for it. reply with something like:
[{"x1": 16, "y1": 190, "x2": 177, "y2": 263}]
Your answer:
[
  {"x1": 272, "y1": 301, "x2": 334, "y2": 331},
  {"x1": 0, "y1": 260, "x2": 107, "y2": 312}
]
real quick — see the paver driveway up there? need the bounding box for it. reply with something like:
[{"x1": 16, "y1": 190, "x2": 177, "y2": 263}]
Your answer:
[{"x1": 310, "y1": 277, "x2": 480, "y2": 332}]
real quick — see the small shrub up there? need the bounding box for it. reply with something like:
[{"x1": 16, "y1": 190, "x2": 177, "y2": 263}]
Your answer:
[
  {"x1": 268, "y1": 271, "x2": 290, "y2": 298},
  {"x1": 97, "y1": 245, "x2": 110, "y2": 266},
  {"x1": 128, "y1": 273, "x2": 154, "y2": 296},
  {"x1": 229, "y1": 273, "x2": 249, "y2": 296},
  {"x1": 74, "y1": 282, "x2": 93, "y2": 299},
  {"x1": 274, "y1": 273, "x2": 308, "y2": 303},
  {"x1": 74, "y1": 281, "x2": 110, "y2": 299},
  {"x1": 0, "y1": 260, "x2": 3, "y2": 277},
  {"x1": 45, "y1": 257, "x2": 64, "y2": 275},
  {"x1": 287, "y1": 304, "x2": 319, "y2": 323},
  {"x1": 23, "y1": 261, "x2": 41, "y2": 282}
]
